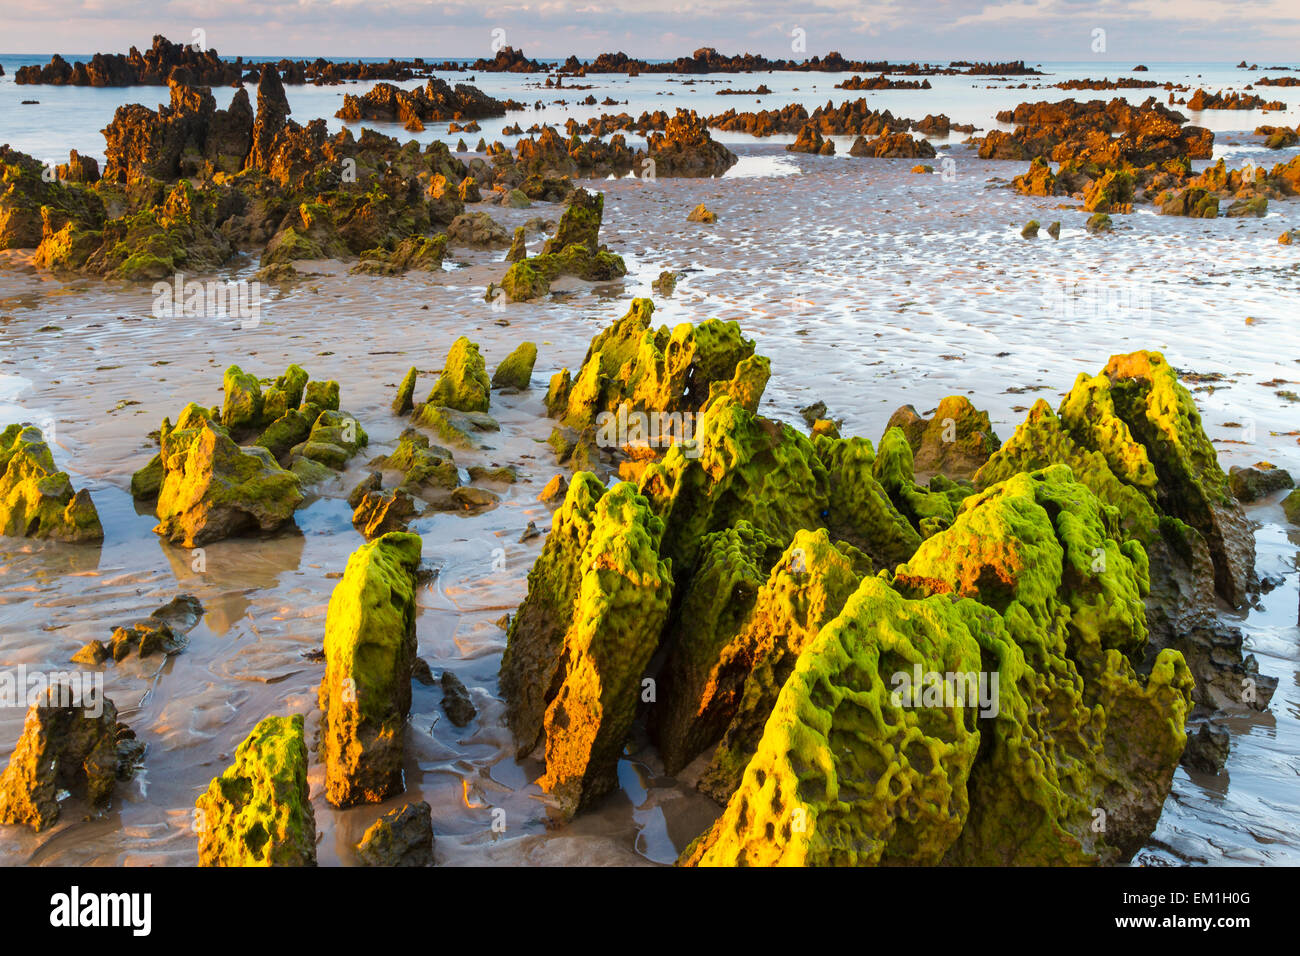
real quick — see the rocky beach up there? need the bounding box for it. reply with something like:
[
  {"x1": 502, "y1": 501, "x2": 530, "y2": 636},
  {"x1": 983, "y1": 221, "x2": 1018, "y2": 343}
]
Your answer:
[{"x1": 1, "y1": 32, "x2": 1298, "y2": 872}]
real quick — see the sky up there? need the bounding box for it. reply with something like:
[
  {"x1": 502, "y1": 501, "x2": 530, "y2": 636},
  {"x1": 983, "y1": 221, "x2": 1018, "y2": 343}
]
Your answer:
[{"x1": 1, "y1": 0, "x2": 1297, "y2": 62}]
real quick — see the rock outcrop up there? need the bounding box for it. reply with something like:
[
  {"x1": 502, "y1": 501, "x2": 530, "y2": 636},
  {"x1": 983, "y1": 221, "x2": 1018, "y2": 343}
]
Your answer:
[
  {"x1": 0, "y1": 687, "x2": 140, "y2": 831},
  {"x1": 195, "y1": 714, "x2": 317, "y2": 866},
  {"x1": 318, "y1": 533, "x2": 422, "y2": 807},
  {"x1": 0, "y1": 424, "x2": 103, "y2": 543}
]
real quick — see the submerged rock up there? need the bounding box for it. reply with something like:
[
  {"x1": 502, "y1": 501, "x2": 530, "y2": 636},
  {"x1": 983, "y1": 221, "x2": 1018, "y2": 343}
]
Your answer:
[
  {"x1": 352, "y1": 488, "x2": 417, "y2": 539},
  {"x1": 0, "y1": 424, "x2": 102, "y2": 543},
  {"x1": 1228, "y1": 463, "x2": 1293, "y2": 502},
  {"x1": 354, "y1": 801, "x2": 434, "y2": 866},
  {"x1": 0, "y1": 687, "x2": 139, "y2": 831},
  {"x1": 440, "y1": 671, "x2": 477, "y2": 727},
  {"x1": 319, "y1": 533, "x2": 422, "y2": 807},
  {"x1": 195, "y1": 714, "x2": 317, "y2": 866}
]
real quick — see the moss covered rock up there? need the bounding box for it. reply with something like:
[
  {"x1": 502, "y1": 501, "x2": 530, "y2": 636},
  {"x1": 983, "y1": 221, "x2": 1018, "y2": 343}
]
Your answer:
[
  {"x1": 639, "y1": 395, "x2": 830, "y2": 577},
  {"x1": 492, "y1": 341, "x2": 538, "y2": 390},
  {"x1": 318, "y1": 532, "x2": 422, "y2": 807},
  {"x1": 684, "y1": 465, "x2": 1192, "y2": 866},
  {"x1": 813, "y1": 433, "x2": 922, "y2": 569},
  {"x1": 654, "y1": 521, "x2": 782, "y2": 773},
  {"x1": 425, "y1": 336, "x2": 490, "y2": 413},
  {"x1": 0, "y1": 424, "x2": 103, "y2": 542},
  {"x1": 195, "y1": 714, "x2": 317, "y2": 866},
  {"x1": 220, "y1": 365, "x2": 265, "y2": 434},
  {"x1": 351, "y1": 234, "x2": 447, "y2": 275},
  {"x1": 499, "y1": 475, "x2": 673, "y2": 816},
  {"x1": 546, "y1": 299, "x2": 763, "y2": 468},
  {"x1": 696, "y1": 530, "x2": 866, "y2": 800},
  {"x1": 683, "y1": 574, "x2": 985, "y2": 866},
  {"x1": 153, "y1": 413, "x2": 303, "y2": 547},
  {"x1": 491, "y1": 188, "x2": 626, "y2": 300},
  {"x1": 392, "y1": 366, "x2": 418, "y2": 415}
]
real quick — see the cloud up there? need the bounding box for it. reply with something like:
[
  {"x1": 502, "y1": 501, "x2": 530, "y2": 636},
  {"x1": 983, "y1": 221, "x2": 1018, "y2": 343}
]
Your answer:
[{"x1": 0, "y1": 0, "x2": 1297, "y2": 59}]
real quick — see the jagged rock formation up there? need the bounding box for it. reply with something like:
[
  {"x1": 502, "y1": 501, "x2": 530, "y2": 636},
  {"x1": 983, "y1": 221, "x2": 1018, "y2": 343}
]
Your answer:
[
  {"x1": 497, "y1": 310, "x2": 1262, "y2": 866},
  {"x1": 489, "y1": 188, "x2": 626, "y2": 301},
  {"x1": 318, "y1": 533, "x2": 422, "y2": 807},
  {"x1": 542, "y1": 297, "x2": 767, "y2": 474},
  {"x1": 195, "y1": 714, "x2": 316, "y2": 866},
  {"x1": 336, "y1": 79, "x2": 511, "y2": 123},
  {"x1": 0, "y1": 687, "x2": 141, "y2": 831},
  {"x1": 498, "y1": 476, "x2": 673, "y2": 816}
]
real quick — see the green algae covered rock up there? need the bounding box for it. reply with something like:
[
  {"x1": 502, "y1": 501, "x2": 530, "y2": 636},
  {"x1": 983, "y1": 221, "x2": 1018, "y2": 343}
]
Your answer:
[
  {"x1": 1086, "y1": 212, "x2": 1113, "y2": 234},
  {"x1": 492, "y1": 341, "x2": 538, "y2": 390},
  {"x1": 976, "y1": 351, "x2": 1251, "y2": 609},
  {"x1": 684, "y1": 465, "x2": 1192, "y2": 866},
  {"x1": 0, "y1": 687, "x2": 136, "y2": 832},
  {"x1": 542, "y1": 187, "x2": 604, "y2": 254},
  {"x1": 0, "y1": 424, "x2": 103, "y2": 543},
  {"x1": 639, "y1": 395, "x2": 829, "y2": 578},
  {"x1": 895, "y1": 466, "x2": 1151, "y2": 664},
  {"x1": 654, "y1": 521, "x2": 782, "y2": 774},
  {"x1": 254, "y1": 408, "x2": 315, "y2": 462},
  {"x1": 871, "y1": 426, "x2": 973, "y2": 535},
  {"x1": 547, "y1": 300, "x2": 760, "y2": 445},
  {"x1": 682, "y1": 574, "x2": 985, "y2": 866},
  {"x1": 374, "y1": 430, "x2": 459, "y2": 499},
  {"x1": 491, "y1": 188, "x2": 627, "y2": 300},
  {"x1": 303, "y1": 379, "x2": 340, "y2": 412},
  {"x1": 392, "y1": 366, "x2": 419, "y2": 415},
  {"x1": 975, "y1": 399, "x2": 1159, "y2": 542},
  {"x1": 195, "y1": 714, "x2": 317, "y2": 866},
  {"x1": 351, "y1": 235, "x2": 448, "y2": 276},
  {"x1": 499, "y1": 475, "x2": 673, "y2": 816},
  {"x1": 813, "y1": 433, "x2": 921, "y2": 569},
  {"x1": 893, "y1": 465, "x2": 1191, "y2": 863},
  {"x1": 153, "y1": 412, "x2": 303, "y2": 547},
  {"x1": 1100, "y1": 352, "x2": 1250, "y2": 604},
  {"x1": 1, "y1": 147, "x2": 106, "y2": 250},
  {"x1": 319, "y1": 532, "x2": 422, "y2": 807},
  {"x1": 495, "y1": 243, "x2": 627, "y2": 301},
  {"x1": 220, "y1": 365, "x2": 264, "y2": 434},
  {"x1": 696, "y1": 529, "x2": 866, "y2": 800},
  {"x1": 289, "y1": 408, "x2": 369, "y2": 473},
  {"x1": 425, "y1": 336, "x2": 490, "y2": 413}
]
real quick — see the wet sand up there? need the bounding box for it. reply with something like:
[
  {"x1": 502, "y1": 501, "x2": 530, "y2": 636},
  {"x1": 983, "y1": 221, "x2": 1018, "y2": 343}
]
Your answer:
[{"x1": 0, "y1": 145, "x2": 1297, "y2": 865}]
